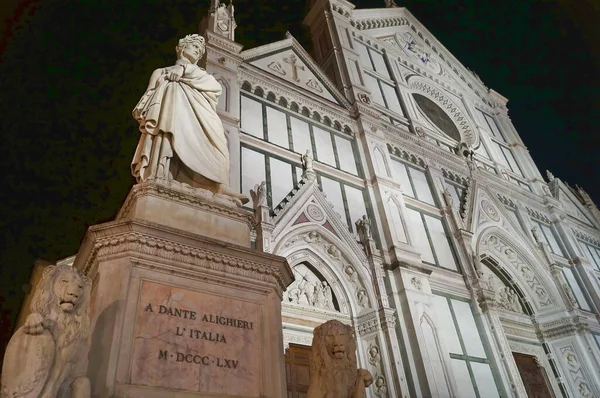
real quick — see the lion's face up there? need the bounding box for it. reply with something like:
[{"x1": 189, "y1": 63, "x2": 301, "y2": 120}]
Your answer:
[
  {"x1": 52, "y1": 268, "x2": 85, "y2": 313},
  {"x1": 324, "y1": 324, "x2": 349, "y2": 360}
]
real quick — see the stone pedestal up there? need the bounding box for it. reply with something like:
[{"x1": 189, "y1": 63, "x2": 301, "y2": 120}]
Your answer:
[{"x1": 75, "y1": 180, "x2": 293, "y2": 398}]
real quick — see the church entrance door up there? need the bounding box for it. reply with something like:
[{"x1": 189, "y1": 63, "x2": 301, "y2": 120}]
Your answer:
[
  {"x1": 285, "y1": 344, "x2": 312, "y2": 397},
  {"x1": 512, "y1": 352, "x2": 555, "y2": 398}
]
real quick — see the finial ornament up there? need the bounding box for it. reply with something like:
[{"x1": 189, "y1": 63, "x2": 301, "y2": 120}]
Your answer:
[{"x1": 546, "y1": 170, "x2": 555, "y2": 182}]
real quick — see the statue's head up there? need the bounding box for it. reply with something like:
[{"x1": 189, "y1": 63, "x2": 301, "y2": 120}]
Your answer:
[
  {"x1": 312, "y1": 320, "x2": 357, "y2": 365},
  {"x1": 31, "y1": 265, "x2": 91, "y2": 316},
  {"x1": 176, "y1": 34, "x2": 206, "y2": 64}
]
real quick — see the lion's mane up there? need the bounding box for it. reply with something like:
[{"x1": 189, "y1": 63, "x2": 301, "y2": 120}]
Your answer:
[
  {"x1": 308, "y1": 320, "x2": 359, "y2": 398},
  {"x1": 30, "y1": 265, "x2": 91, "y2": 350}
]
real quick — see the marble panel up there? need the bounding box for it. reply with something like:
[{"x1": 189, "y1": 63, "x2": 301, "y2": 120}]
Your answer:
[{"x1": 130, "y1": 280, "x2": 261, "y2": 396}]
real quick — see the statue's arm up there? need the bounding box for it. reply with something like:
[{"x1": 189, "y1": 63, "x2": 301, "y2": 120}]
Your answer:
[{"x1": 146, "y1": 68, "x2": 165, "y2": 91}]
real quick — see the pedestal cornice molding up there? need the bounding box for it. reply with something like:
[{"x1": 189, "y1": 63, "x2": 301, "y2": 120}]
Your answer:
[
  {"x1": 117, "y1": 180, "x2": 255, "y2": 227},
  {"x1": 75, "y1": 219, "x2": 293, "y2": 295}
]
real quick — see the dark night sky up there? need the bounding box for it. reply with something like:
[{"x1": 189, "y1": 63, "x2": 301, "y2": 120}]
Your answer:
[{"x1": 0, "y1": 0, "x2": 598, "y2": 350}]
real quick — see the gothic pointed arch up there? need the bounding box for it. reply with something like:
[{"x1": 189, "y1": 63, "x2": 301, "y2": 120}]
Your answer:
[
  {"x1": 475, "y1": 227, "x2": 566, "y2": 314},
  {"x1": 268, "y1": 177, "x2": 377, "y2": 317}
]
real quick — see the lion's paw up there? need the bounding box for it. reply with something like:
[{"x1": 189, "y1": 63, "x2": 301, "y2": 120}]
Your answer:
[
  {"x1": 24, "y1": 313, "x2": 46, "y2": 335},
  {"x1": 358, "y1": 369, "x2": 373, "y2": 387}
]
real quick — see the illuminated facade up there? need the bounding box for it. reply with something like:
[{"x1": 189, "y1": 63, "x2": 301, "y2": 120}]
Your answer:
[{"x1": 203, "y1": 0, "x2": 600, "y2": 396}]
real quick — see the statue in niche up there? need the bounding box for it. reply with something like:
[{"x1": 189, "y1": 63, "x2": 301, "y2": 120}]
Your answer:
[
  {"x1": 302, "y1": 150, "x2": 314, "y2": 174},
  {"x1": 307, "y1": 320, "x2": 373, "y2": 398},
  {"x1": 1, "y1": 266, "x2": 91, "y2": 398},
  {"x1": 355, "y1": 215, "x2": 372, "y2": 241},
  {"x1": 563, "y1": 283, "x2": 579, "y2": 308},
  {"x1": 442, "y1": 187, "x2": 454, "y2": 208},
  {"x1": 531, "y1": 226, "x2": 544, "y2": 246},
  {"x1": 356, "y1": 215, "x2": 375, "y2": 256},
  {"x1": 250, "y1": 181, "x2": 267, "y2": 209},
  {"x1": 132, "y1": 34, "x2": 248, "y2": 204}
]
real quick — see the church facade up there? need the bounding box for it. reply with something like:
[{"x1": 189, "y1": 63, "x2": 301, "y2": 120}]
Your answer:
[{"x1": 203, "y1": 0, "x2": 600, "y2": 396}]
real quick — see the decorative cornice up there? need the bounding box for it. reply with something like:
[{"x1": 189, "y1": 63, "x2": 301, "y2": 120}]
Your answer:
[
  {"x1": 350, "y1": 14, "x2": 409, "y2": 31},
  {"x1": 571, "y1": 228, "x2": 600, "y2": 247},
  {"x1": 497, "y1": 193, "x2": 517, "y2": 209},
  {"x1": 116, "y1": 180, "x2": 254, "y2": 227},
  {"x1": 239, "y1": 66, "x2": 355, "y2": 130},
  {"x1": 356, "y1": 310, "x2": 380, "y2": 336},
  {"x1": 442, "y1": 168, "x2": 469, "y2": 186},
  {"x1": 206, "y1": 30, "x2": 244, "y2": 55},
  {"x1": 386, "y1": 143, "x2": 426, "y2": 168},
  {"x1": 78, "y1": 222, "x2": 293, "y2": 294},
  {"x1": 526, "y1": 207, "x2": 552, "y2": 224}
]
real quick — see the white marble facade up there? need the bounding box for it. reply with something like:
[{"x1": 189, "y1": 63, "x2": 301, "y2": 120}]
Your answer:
[
  {"x1": 31, "y1": 0, "x2": 595, "y2": 397},
  {"x1": 202, "y1": 1, "x2": 600, "y2": 396}
]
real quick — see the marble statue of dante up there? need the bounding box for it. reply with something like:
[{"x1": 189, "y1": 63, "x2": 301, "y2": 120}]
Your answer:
[{"x1": 132, "y1": 34, "x2": 247, "y2": 202}]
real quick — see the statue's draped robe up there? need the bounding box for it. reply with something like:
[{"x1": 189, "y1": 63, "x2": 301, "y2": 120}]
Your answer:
[{"x1": 132, "y1": 62, "x2": 228, "y2": 185}]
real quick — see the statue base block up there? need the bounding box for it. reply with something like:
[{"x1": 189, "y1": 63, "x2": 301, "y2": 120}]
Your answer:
[
  {"x1": 117, "y1": 179, "x2": 254, "y2": 247},
  {"x1": 75, "y1": 181, "x2": 293, "y2": 398}
]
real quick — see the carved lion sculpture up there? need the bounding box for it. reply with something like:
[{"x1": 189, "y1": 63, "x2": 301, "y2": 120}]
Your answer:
[
  {"x1": 2, "y1": 265, "x2": 92, "y2": 398},
  {"x1": 307, "y1": 320, "x2": 373, "y2": 398}
]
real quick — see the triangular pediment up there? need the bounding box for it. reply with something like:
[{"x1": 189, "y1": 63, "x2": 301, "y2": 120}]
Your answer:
[
  {"x1": 242, "y1": 36, "x2": 349, "y2": 107},
  {"x1": 468, "y1": 184, "x2": 532, "y2": 246},
  {"x1": 270, "y1": 177, "x2": 367, "y2": 264},
  {"x1": 554, "y1": 181, "x2": 596, "y2": 227},
  {"x1": 351, "y1": 7, "x2": 493, "y2": 106}
]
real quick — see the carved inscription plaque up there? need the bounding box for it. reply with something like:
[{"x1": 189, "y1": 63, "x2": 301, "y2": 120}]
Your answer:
[{"x1": 131, "y1": 281, "x2": 261, "y2": 396}]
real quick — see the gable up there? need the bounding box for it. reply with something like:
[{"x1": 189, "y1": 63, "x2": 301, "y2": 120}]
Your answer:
[
  {"x1": 242, "y1": 38, "x2": 346, "y2": 106},
  {"x1": 270, "y1": 177, "x2": 367, "y2": 265},
  {"x1": 558, "y1": 187, "x2": 595, "y2": 227},
  {"x1": 466, "y1": 184, "x2": 531, "y2": 246},
  {"x1": 350, "y1": 8, "x2": 494, "y2": 107}
]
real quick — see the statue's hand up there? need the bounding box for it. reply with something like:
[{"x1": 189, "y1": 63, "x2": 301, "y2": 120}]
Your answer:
[
  {"x1": 166, "y1": 72, "x2": 181, "y2": 82},
  {"x1": 165, "y1": 66, "x2": 184, "y2": 82},
  {"x1": 24, "y1": 313, "x2": 46, "y2": 335},
  {"x1": 358, "y1": 368, "x2": 373, "y2": 387}
]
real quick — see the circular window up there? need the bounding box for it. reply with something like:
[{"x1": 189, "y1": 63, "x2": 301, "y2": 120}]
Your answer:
[{"x1": 412, "y1": 93, "x2": 461, "y2": 142}]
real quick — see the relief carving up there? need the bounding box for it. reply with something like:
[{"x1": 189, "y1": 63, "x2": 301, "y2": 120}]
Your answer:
[
  {"x1": 367, "y1": 343, "x2": 381, "y2": 367},
  {"x1": 497, "y1": 286, "x2": 522, "y2": 313},
  {"x1": 284, "y1": 263, "x2": 336, "y2": 311},
  {"x1": 482, "y1": 235, "x2": 552, "y2": 307}
]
